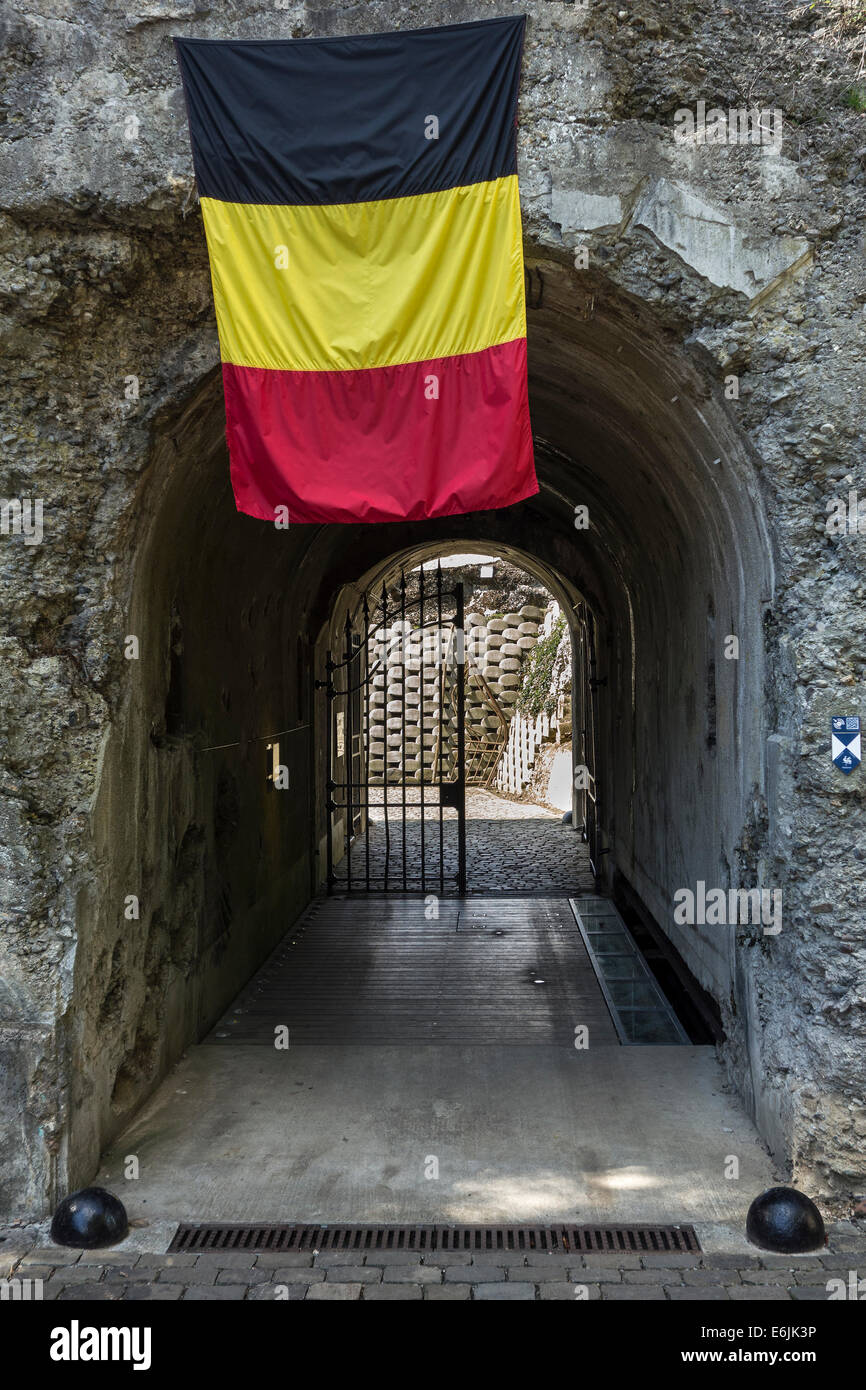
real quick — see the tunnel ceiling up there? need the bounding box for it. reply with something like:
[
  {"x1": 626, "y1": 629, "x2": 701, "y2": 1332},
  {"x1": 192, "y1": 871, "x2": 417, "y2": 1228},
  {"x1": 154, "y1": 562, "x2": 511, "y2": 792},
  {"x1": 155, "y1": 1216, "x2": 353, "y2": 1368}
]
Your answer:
[
  {"x1": 134, "y1": 249, "x2": 776, "y2": 707},
  {"x1": 157, "y1": 253, "x2": 771, "y2": 644}
]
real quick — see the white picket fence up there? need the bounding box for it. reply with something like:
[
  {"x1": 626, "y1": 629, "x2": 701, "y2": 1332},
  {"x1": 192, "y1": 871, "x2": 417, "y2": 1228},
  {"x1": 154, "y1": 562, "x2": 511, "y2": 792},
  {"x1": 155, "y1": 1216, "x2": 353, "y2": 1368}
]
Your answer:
[{"x1": 495, "y1": 708, "x2": 557, "y2": 796}]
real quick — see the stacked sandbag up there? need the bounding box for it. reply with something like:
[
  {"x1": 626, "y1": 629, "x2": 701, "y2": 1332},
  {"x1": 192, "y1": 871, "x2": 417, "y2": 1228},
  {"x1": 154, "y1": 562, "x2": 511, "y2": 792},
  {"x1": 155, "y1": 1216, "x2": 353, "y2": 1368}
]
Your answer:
[
  {"x1": 365, "y1": 602, "x2": 545, "y2": 782},
  {"x1": 464, "y1": 604, "x2": 542, "y2": 752},
  {"x1": 366, "y1": 621, "x2": 458, "y2": 783}
]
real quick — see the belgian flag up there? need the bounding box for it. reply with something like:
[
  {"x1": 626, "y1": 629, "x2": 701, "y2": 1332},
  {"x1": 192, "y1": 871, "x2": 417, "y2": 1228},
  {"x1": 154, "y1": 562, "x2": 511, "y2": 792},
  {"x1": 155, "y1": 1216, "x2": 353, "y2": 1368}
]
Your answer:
[{"x1": 175, "y1": 17, "x2": 537, "y2": 524}]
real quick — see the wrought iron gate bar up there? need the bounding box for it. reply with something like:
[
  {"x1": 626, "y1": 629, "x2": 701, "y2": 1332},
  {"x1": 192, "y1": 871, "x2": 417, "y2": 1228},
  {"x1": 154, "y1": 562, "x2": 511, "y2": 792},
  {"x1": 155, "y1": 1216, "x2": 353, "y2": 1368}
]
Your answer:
[
  {"x1": 330, "y1": 615, "x2": 452, "y2": 689},
  {"x1": 381, "y1": 581, "x2": 390, "y2": 890},
  {"x1": 324, "y1": 564, "x2": 466, "y2": 895},
  {"x1": 455, "y1": 582, "x2": 466, "y2": 890}
]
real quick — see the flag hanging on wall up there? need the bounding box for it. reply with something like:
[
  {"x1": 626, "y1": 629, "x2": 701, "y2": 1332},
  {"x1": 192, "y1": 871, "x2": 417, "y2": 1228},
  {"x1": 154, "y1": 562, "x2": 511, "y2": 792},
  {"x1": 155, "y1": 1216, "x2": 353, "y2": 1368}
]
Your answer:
[{"x1": 174, "y1": 17, "x2": 537, "y2": 524}]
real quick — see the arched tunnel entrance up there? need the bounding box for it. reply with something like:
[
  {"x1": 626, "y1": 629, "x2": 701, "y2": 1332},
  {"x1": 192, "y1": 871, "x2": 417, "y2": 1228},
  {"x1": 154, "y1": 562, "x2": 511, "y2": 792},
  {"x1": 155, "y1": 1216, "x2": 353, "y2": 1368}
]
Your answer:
[
  {"x1": 321, "y1": 541, "x2": 597, "y2": 899},
  {"x1": 75, "y1": 256, "x2": 779, "y2": 1226}
]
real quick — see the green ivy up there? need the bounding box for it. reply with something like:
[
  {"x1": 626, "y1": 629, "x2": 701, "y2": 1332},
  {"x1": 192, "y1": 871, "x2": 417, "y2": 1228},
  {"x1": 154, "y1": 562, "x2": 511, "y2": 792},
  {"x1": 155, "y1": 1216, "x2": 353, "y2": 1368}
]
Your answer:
[{"x1": 516, "y1": 615, "x2": 566, "y2": 718}]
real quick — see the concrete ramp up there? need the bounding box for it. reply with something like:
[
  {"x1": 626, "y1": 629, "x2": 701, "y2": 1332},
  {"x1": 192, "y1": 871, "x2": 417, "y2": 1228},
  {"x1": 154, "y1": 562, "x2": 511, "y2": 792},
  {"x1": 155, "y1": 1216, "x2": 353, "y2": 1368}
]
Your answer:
[
  {"x1": 95, "y1": 895, "x2": 774, "y2": 1231},
  {"x1": 97, "y1": 1045, "x2": 773, "y2": 1229}
]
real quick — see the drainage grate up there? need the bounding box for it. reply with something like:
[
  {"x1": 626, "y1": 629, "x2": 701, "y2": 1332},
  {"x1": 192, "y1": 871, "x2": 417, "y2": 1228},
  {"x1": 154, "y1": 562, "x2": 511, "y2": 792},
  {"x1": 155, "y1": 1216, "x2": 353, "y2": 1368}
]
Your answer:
[{"x1": 168, "y1": 1222, "x2": 700, "y2": 1256}]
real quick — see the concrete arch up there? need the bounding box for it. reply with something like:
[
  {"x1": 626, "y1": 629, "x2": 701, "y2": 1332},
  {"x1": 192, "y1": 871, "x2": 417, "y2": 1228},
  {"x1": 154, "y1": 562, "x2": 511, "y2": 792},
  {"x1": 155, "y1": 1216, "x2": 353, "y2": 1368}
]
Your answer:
[
  {"x1": 318, "y1": 536, "x2": 595, "y2": 864},
  {"x1": 60, "y1": 253, "x2": 780, "y2": 1206}
]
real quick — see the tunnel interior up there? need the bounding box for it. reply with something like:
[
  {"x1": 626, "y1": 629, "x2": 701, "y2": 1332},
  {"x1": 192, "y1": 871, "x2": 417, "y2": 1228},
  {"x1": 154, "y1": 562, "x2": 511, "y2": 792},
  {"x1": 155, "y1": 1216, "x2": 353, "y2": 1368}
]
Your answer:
[{"x1": 70, "y1": 253, "x2": 775, "y2": 1192}]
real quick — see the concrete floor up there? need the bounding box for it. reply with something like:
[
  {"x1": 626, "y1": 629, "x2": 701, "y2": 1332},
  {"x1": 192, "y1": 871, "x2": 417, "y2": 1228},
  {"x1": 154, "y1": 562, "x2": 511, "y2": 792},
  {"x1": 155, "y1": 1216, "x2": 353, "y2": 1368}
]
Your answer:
[
  {"x1": 94, "y1": 888, "x2": 775, "y2": 1239},
  {"x1": 97, "y1": 1044, "x2": 774, "y2": 1229}
]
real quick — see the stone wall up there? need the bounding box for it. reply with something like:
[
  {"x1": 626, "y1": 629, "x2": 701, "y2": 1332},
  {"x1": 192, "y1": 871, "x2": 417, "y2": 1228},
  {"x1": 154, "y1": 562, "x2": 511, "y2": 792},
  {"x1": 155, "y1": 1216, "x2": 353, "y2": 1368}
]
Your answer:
[
  {"x1": 367, "y1": 619, "x2": 458, "y2": 785},
  {"x1": 466, "y1": 606, "x2": 544, "y2": 771}
]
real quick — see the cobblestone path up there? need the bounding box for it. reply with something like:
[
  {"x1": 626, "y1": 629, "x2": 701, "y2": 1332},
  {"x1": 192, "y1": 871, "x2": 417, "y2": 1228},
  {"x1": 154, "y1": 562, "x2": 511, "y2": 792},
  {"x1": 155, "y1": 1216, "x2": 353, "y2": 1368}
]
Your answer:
[
  {"x1": 4, "y1": 1223, "x2": 865, "y2": 1300},
  {"x1": 333, "y1": 788, "x2": 594, "y2": 893}
]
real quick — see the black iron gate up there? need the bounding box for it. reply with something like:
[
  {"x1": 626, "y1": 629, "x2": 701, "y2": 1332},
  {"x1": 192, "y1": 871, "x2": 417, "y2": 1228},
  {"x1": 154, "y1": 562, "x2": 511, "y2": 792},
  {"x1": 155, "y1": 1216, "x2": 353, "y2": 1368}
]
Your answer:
[{"x1": 321, "y1": 566, "x2": 466, "y2": 894}]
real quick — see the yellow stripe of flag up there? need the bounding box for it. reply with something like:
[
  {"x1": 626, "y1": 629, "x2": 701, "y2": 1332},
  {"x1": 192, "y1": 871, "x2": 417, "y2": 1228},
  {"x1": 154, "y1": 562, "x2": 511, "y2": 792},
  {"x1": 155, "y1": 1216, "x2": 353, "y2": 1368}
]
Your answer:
[{"x1": 201, "y1": 176, "x2": 525, "y2": 373}]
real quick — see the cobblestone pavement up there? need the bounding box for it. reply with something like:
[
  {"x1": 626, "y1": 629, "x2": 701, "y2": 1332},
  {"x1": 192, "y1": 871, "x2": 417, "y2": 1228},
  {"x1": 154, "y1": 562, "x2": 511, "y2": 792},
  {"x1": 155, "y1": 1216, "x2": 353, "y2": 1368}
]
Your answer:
[
  {"x1": 4, "y1": 1224, "x2": 865, "y2": 1300},
  {"x1": 334, "y1": 788, "x2": 594, "y2": 893},
  {"x1": 369, "y1": 788, "x2": 560, "y2": 821}
]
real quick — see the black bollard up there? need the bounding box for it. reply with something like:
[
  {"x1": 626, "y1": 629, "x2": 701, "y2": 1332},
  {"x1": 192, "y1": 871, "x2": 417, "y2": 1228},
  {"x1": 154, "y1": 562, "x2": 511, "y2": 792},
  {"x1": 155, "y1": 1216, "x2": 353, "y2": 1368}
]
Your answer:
[
  {"x1": 746, "y1": 1186, "x2": 825, "y2": 1253},
  {"x1": 50, "y1": 1187, "x2": 129, "y2": 1249}
]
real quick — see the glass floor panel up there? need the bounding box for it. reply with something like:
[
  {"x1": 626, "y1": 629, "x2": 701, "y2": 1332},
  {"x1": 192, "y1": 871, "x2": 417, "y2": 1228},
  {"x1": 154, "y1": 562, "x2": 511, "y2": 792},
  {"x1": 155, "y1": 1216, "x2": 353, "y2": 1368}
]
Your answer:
[
  {"x1": 597, "y1": 957, "x2": 647, "y2": 980},
  {"x1": 570, "y1": 896, "x2": 690, "y2": 1045},
  {"x1": 584, "y1": 916, "x2": 631, "y2": 934},
  {"x1": 588, "y1": 934, "x2": 637, "y2": 958},
  {"x1": 606, "y1": 976, "x2": 669, "y2": 1009},
  {"x1": 618, "y1": 1009, "x2": 686, "y2": 1045}
]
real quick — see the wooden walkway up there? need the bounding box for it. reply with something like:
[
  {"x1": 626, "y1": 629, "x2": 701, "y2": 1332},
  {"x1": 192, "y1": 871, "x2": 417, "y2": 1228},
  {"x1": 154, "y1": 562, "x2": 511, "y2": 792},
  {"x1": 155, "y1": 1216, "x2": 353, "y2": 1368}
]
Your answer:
[{"x1": 207, "y1": 896, "x2": 619, "y2": 1047}]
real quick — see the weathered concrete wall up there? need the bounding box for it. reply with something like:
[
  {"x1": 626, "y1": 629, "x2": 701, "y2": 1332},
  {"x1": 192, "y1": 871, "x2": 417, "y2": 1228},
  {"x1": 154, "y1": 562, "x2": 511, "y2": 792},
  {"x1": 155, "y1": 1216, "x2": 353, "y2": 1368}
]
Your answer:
[
  {"x1": 66, "y1": 379, "x2": 318, "y2": 1191},
  {"x1": 1, "y1": 0, "x2": 864, "y2": 1211}
]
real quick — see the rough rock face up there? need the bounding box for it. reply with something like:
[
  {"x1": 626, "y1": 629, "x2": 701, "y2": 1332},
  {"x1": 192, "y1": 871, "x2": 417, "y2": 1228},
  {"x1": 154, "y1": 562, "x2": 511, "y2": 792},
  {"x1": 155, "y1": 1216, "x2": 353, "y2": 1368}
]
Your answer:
[{"x1": 1, "y1": 0, "x2": 864, "y2": 1213}]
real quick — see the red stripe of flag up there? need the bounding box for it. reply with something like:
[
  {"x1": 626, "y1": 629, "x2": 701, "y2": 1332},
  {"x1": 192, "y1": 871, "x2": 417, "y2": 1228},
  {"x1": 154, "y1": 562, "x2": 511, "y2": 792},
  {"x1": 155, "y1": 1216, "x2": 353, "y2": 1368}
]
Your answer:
[{"x1": 223, "y1": 339, "x2": 536, "y2": 524}]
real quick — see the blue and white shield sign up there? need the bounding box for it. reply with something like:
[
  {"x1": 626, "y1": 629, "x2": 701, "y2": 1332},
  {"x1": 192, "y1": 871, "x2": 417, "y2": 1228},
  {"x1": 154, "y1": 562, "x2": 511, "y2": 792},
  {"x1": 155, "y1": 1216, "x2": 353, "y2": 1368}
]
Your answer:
[{"x1": 831, "y1": 715, "x2": 861, "y2": 774}]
